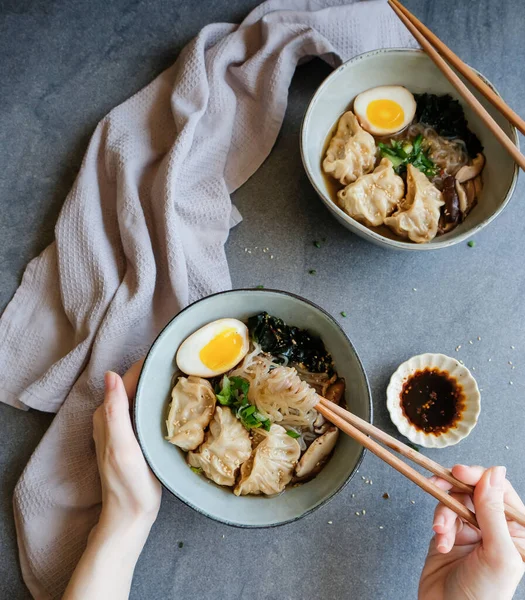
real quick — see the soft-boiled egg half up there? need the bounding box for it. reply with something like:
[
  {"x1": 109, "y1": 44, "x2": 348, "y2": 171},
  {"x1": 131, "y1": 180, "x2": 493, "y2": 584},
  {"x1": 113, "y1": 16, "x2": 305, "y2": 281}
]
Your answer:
[
  {"x1": 354, "y1": 85, "x2": 416, "y2": 136},
  {"x1": 176, "y1": 318, "x2": 250, "y2": 378}
]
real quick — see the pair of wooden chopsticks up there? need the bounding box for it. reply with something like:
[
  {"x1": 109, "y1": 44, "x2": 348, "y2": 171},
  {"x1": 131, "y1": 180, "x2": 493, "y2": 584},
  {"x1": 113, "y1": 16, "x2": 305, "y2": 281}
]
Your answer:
[
  {"x1": 317, "y1": 397, "x2": 525, "y2": 560},
  {"x1": 388, "y1": 0, "x2": 525, "y2": 173}
]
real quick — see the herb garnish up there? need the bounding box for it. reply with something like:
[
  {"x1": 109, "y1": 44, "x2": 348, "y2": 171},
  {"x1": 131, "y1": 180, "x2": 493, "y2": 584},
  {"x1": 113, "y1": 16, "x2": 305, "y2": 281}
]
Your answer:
[
  {"x1": 255, "y1": 285, "x2": 265, "y2": 289},
  {"x1": 313, "y1": 241, "x2": 321, "y2": 248},
  {"x1": 378, "y1": 134, "x2": 438, "y2": 178},
  {"x1": 215, "y1": 375, "x2": 271, "y2": 432},
  {"x1": 340, "y1": 311, "x2": 347, "y2": 318},
  {"x1": 467, "y1": 240, "x2": 476, "y2": 248},
  {"x1": 309, "y1": 269, "x2": 317, "y2": 275},
  {"x1": 286, "y1": 430, "x2": 301, "y2": 439},
  {"x1": 190, "y1": 466, "x2": 203, "y2": 474}
]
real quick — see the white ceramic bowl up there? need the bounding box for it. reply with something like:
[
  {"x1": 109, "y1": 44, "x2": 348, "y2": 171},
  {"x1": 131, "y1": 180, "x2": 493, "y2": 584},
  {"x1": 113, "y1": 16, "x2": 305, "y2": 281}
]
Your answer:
[
  {"x1": 134, "y1": 289, "x2": 372, "y2": 527},
  {"x1": 301, "y1": 48, "x2": 519, "y2": 250},
  {"x1": 386, "y1": 353, "x2": 481, "y2": 448}
]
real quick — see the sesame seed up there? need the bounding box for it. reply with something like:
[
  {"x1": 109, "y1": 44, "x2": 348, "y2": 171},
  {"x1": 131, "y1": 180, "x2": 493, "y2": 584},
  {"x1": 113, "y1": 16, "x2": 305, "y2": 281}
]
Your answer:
[
  {"x1": 413, "y1": 288, "x2": 417, "y2": 291},
  {"x1": 488, "y1": 358, "x2": 492, "y2": 362},
  {"x1": 455, "y1": 345, "x2": 461, "y2": 351},
  {"x1": 411, "y1": 500, "x2": 416, "y2": 505},
  {"x1": 469, "y1": 340, "x2": 473, "y2": 345},
  {"x1": 355, "y1": 511, "x2": 360, "y2": 516},
  {"x1": 351, "y1": 493, "x2": 356, "y2": 498},
  {"x1": 362, "y1": 509, "x2": 366, "y2": 515},
  {"x1": 361, "y1": 476, "x2": 366, "y2": 480},
  {"x1": 477, "y1": 336, "x2": 481, "y2": 341},
  {"x1": 510, "y1": 381, "x2": 513, "y2": 385},
  {"x1": 270, "y1": 255, "x2": 274, "y2": 259},
  {"x1": 511, "y1": 345, "x2": 515, "y2": 349},
  {"x1": 505, "y1": 445, "x2": 510, "y2": 450},
  {"x1": 379, "y1": 526, "x2": 384, "y2": 530},
  {"x1": 327, "y1": 521, "x2": 333, "y2": 525}
]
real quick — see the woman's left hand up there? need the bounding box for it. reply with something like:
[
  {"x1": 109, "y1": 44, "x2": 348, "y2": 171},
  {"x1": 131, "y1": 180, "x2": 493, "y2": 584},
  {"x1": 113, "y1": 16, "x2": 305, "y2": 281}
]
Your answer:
[{"x1": 93, "y1": 363, "x2": 162, "y2": 532}]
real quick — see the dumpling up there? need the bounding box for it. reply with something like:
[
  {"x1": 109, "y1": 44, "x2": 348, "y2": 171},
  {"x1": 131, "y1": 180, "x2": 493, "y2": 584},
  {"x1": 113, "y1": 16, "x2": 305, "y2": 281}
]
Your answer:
[
  {"x1": 187, "y1": 407, "x2": 251, "y2": 486},
  {"x1": 337, "y1": 158, "x2": 405, "y2": 227},
  {"x1": 234, "y1": 424, "x2": 301, "y2": 496},
  {"x1": 323, "y1": 111, "x2": 377, "y2": 185},
  {"x1": 165, "y1": 376, "x2": 216, "y2": 451},
  {"x1": 384, "y1": 164, "x2": 445, "y2": 243}
]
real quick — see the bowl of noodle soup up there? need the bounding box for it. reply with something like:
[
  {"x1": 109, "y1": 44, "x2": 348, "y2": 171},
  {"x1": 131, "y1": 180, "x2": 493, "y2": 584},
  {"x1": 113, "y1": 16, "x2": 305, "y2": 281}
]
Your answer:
[
  {"x1": 301, "y1": 48, "x2": 519, "y2": 250},
  {"x1": 134, "y1": 289, "x2": 371, "y2": 527}
]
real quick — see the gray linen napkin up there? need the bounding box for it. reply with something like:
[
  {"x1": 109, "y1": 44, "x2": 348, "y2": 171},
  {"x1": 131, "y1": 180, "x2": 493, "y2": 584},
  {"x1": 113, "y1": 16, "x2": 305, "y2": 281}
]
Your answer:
[{"x1": 0, "y1": 1, "x2": 415, "y2": 597}]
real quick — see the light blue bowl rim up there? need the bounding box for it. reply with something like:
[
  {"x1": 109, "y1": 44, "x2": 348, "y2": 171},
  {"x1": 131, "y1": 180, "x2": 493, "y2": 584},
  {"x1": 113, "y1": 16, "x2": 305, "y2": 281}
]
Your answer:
[{"x1": 133, "y1": 288, "x2": 373, "y2": 528}]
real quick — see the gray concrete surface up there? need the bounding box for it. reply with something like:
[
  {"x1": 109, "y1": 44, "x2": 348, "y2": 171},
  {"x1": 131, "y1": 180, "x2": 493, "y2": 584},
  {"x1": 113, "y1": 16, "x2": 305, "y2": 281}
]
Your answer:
[{"x1": 1, "y1": 0, "x2": 524, "y2": 598}]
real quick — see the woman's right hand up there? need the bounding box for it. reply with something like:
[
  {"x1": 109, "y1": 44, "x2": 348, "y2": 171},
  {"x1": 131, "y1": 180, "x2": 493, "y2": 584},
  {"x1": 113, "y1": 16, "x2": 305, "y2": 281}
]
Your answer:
[{"x1": 419, "y1": 465, "x2": 525, "y2": 600}]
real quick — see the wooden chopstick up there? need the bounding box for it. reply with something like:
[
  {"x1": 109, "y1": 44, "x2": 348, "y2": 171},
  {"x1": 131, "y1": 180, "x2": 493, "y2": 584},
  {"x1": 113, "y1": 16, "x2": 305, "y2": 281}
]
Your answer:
[
  {"x1": 317, "y1": 402, "x2": 525, "y2": 561},
  {"x1": 319, "y1": 397, "x2": 525, "y2": 528},
  {"x1": 390, "y1": 0, "x2": 525, "y2": 136},
  {"x1": 387, "y1": 0, "x2": 525, "y2": 173}
]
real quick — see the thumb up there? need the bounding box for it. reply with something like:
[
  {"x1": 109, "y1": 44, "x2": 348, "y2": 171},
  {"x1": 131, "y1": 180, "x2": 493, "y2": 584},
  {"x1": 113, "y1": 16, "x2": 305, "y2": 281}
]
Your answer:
[
  {"x1": 474, "y1": 466, "x2": 515, "y2": 559},
  {"x1": 103, "y1": 371, "x2": 136, "y2": 449}
]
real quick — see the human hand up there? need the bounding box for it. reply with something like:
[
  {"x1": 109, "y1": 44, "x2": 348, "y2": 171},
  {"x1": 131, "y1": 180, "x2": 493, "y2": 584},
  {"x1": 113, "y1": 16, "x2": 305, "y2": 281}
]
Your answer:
[
  {"x1": 419, "y1": 465, "x2": 525, "y2": 600},
  {"x1": 93, "y1": 361, "x2": 162, "y2": 536}
]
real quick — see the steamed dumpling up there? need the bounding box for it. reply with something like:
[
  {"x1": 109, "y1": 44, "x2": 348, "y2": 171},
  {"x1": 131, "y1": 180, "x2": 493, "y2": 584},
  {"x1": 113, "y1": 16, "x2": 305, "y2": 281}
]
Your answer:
[
  {"x1": 337, "y1": 158, "x2": 405, "y2": 227},
  {"x1": 234, "y1": 424, "x2": 301, "y2": 496},
  {"x1": 384, "y1": 164, "x2": 445, "y2": 243},
  {"x1": 165, "y1": 376, "x2": 216, "y2": 451},
  {"x1": 188, "y1": 407, "x2": 251, "y2": 486},
  {"x1": 323, "y1": 111, "x2": 377, "y2": 185}
]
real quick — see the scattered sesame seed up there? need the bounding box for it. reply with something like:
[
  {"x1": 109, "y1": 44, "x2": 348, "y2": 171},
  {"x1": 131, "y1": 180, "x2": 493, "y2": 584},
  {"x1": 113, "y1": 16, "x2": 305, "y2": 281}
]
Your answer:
[
  {"x1": 511, "y1": 345, "x2": 515, "y2": 349},
  {"x1": 411, "y1": 500, "x2": 416, "y2": 505},
  {"x1": 379, "y1": 526, "x2": 384, "y2": 530},
  {"x1": 459, "y1": 360, "x2": 464, "y2": 365},
  {"x1": 512, "y1": 366, "x2": 516, "y2": 370},
  {"x1": 488, "y1": 358, "x2": 492, "y2": 362},
  {"x1": 480, "y1": 388, "x2": 483, "y2": 392},
  {"x1": 355, "y1": 511, "x2": 360, "y2": 516},
  {"x1": 469, "y1": 340, "x2": 473, "y2": 345},
  {"x1": 362, "y1": 509, "x2": 366, "y2": 515},
  {"x1": 270, "y1": 255, "x2": 274, "y2": 259},
  {"x1": 477, "y1": 336, "x2": 481, "y2": 341},
  {"x1": 510, "y1": 381, "x2": 513, "y2": 385},
  {"x1": 361, "y1": 476, "x2": 366, "y2": 480},
  {"x1": 505, "y1": 445, "x2": 510, "y2": 450},
  {"x1": 222, "y1": 534, "x2": 225, "y2": 539},
  {"x1": 509, "y1": 361, "x2": 513, "y2": 365},
  {"x1": 328, "y1": 520, "x2": 333, "y2": 525},
  {"x1": 247, "y1": 250, "x2": 252, "y2": 254},
  {"x1": 413, "y1": 288, "x2": 417, "y2": 291},
  {"x1": 455, "y1": 345, "x2": 461, "y2": 351},
  {"x1": 351, "y1": 493, "x2": 356, "y2": 498}
]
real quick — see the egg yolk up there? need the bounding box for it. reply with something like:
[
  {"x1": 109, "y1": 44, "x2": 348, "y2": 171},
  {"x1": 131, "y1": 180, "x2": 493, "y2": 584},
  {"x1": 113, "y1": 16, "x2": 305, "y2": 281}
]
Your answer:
[
  {"x1": 199, "y1": 328, "x2": 244, "y2": 371},
  {"x1": 366, "y1": 99, "x2": 405, "y2": 130}
]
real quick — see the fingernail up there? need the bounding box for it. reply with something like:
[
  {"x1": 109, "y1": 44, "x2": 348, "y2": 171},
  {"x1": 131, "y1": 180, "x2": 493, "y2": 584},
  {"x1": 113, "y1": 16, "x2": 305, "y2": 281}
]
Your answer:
[
  {"x1": 437, "y1": 543, "x2": 448, "y2": 553},
  {"x1": 105, "y1": 371, "x2": 118, "y2": 391},
  {"x1": 455, "y1": 464, "x2": 468, "y2": 469},
  {"x1": 490, "y1": 466, "x2": 506, "y2": 488}
]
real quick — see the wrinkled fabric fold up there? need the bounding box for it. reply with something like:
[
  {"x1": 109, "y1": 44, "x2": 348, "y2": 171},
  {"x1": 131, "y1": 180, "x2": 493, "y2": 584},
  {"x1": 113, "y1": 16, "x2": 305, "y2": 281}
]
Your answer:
[{"x1": 0, "y1": 1, "x2": 415, "y2": 597}]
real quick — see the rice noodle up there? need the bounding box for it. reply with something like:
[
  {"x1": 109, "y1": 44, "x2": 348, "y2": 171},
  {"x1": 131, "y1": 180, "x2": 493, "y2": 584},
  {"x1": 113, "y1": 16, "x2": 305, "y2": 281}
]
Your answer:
[
  {"x1": 229, "y1": 342, "x2": 320, "y2": 431},
  {"x1": 406, "y1": 122, "x2": 469, "y2": 187}
]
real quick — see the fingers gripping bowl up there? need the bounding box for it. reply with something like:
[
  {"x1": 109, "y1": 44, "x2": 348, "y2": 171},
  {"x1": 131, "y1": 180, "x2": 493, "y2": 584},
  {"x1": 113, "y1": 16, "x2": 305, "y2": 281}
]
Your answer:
[
  {"x1": 134, "y1": 289, "x2": 371, "y2": 527},
  {"x1": 301, "y1": 49, "x2": 519, "y2": 250}
]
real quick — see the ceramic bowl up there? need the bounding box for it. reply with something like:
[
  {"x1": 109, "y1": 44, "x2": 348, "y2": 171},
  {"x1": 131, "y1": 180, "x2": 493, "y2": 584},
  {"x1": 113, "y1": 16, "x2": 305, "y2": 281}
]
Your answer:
[
  {"x1": 134, "y1": 289, "x2": 372, "y2": 527},
  {"x1": 386, "y1": 353, "x2": 481, "y2": 448},
  {"x1": 300, "y1": 48, "x2": 519, "y2": 251}
]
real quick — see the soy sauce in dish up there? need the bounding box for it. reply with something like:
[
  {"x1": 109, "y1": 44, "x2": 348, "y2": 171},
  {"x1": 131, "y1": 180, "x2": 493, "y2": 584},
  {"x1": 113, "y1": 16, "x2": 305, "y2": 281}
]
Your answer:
[{"x1": 400, "y1": 368, "x2": 465, "y2": 435}]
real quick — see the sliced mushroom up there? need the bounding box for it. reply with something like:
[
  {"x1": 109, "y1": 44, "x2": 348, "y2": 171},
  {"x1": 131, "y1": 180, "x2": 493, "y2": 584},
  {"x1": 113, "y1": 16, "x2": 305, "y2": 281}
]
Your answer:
[
  {"x1": 325, "y1": 379, "x2": 345, "y2": 406},
  {"x1": 464, "y1": 179, "x2": 478, "y2": 216},
  {"x1": 455, "y1": 153, "x2": 485, "y2": 183},
  {"x1": 294, "y1": 427, "x2": 339, "y2": 481},
  {"x1": 442, "y1": 176, "x2": 460, "y2": 224},
  {"x1": 473, "y1": 175, "x2": 483, "y2": 198},
  {"x1": 455, "y1": 180, "x2": 468, "y2": 215}
]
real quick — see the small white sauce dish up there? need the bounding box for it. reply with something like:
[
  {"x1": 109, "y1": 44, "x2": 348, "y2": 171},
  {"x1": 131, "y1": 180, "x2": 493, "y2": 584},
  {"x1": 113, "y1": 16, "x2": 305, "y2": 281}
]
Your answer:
[{"x1": 386, "y1": 353, "x2": 481, "y2": 448}]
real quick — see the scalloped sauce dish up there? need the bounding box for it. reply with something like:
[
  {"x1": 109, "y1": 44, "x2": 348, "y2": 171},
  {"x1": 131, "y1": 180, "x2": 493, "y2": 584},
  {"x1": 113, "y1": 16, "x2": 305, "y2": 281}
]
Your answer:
[{"x1": 387, "y1": 353, "x2": 480, "y2": 448}]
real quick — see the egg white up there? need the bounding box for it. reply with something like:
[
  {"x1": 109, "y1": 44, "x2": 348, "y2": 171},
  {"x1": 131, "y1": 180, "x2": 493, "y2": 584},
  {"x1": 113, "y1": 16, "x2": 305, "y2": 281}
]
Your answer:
[
  {"x1": 176, "y1": 318, "x2": 249, "y2": 378},
  {"x1": 354, "y1": 85, "x2": 416, "y2": 136}
]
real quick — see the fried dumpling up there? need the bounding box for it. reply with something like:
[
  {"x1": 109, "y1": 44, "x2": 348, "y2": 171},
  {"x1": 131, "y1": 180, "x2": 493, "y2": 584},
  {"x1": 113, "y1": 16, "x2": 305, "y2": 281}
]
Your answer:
[
  {"x1": 165, "y1": 376, "x2": 216, "y2": 451},
  {"x1": 323, "y1": 111, "x2": 377, "y2": 185},
  {"x1": 234, "y1": 424, "x2": 301, "y2": 496},
  {"x1": 188, "y1": 407, "x2": 251, "y2": 486},
  {"x1": 384, "y1": 164, "x2": 445, "y2": 243},
  {"x1": 337, "y1": 158, "x2": 405, "y2": 227}
]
